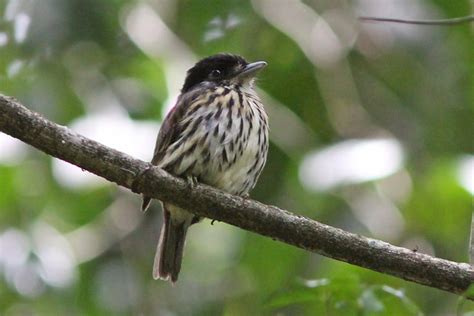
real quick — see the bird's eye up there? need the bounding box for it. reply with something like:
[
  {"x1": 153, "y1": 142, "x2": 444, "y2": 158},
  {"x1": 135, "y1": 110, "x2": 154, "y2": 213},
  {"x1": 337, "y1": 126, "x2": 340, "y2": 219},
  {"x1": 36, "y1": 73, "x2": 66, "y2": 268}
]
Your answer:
[{"x1": 209, "y1": 69, "x2": 221, "y2": 79}]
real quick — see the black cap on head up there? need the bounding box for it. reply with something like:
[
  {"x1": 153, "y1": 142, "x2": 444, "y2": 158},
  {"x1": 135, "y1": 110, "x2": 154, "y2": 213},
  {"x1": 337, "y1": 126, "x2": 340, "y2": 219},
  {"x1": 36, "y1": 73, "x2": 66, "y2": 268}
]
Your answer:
[{"x1": 181, "y1": 53, "x2": 248, "y2": 92}]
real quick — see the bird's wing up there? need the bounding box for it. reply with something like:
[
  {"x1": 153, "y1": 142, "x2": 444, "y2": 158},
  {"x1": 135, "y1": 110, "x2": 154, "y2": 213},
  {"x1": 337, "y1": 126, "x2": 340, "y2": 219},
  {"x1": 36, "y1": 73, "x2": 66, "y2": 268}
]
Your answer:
[
  {"x1": 150, "y1": 85, "x2": 208, "y2": 165},
  {"x1": 150, "y1": 102, "x2": 184, "y2": 165},
  {"x1": 141, "y1": 91, "x2": 197, "y2": 212}
]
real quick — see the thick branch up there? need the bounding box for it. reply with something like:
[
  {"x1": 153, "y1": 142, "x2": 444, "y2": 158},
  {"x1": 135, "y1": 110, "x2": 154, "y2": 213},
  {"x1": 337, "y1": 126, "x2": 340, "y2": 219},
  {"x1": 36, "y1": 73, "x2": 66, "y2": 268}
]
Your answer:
[{"x1": 0, "y1": 94, "x2": 473, "y2": 298}]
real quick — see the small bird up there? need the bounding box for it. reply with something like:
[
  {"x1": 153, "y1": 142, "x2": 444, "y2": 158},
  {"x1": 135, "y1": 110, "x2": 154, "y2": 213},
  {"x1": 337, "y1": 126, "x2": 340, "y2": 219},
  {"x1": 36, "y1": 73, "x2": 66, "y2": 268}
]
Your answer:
[{"x1": 142, "y1": 53, "x2": 269, "y2": 283}]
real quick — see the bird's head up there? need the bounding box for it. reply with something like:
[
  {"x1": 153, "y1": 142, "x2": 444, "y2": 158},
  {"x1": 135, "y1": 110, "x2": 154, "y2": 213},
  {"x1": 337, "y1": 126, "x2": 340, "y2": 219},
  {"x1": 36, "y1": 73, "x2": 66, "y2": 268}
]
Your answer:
[{"x1": 181, "y1": 53, "x2": 267, "y2": 93}]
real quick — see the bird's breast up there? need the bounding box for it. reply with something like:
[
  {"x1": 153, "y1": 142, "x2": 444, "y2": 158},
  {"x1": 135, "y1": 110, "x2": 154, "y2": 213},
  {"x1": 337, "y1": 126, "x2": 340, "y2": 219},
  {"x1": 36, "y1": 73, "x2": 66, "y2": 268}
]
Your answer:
[
  {"x1": 160, "y1": 86, "x2": 268, "y2": 195},
  {"x1": 201, "y1": 88, "x2": 268, "y2": 195}
]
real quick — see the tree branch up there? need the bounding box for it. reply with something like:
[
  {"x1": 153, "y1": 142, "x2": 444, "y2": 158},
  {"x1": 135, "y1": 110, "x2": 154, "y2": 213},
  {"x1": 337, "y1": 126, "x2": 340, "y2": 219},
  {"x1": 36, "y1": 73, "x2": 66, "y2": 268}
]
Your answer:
[
  {"x1": 0, "y1": 94, "x2": 472, "y2": 299},
  {"x1": 359, "y1": 15, "x2": 474, "y2": 26}
]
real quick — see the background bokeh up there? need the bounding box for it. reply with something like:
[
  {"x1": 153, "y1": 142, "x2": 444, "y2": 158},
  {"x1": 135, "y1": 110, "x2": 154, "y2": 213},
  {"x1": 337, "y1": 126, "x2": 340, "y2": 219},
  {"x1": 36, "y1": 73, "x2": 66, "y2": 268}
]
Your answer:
[{"x1": 0, "y1": 0, "x2": 473, "y2": 315}]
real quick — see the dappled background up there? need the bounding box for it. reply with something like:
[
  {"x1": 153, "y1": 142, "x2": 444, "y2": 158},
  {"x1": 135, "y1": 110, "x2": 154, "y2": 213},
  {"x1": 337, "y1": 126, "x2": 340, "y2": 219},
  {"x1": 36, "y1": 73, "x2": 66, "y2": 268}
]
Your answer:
[{"x1": 0, "y1": 0, "x2": 473, "y2": 315}]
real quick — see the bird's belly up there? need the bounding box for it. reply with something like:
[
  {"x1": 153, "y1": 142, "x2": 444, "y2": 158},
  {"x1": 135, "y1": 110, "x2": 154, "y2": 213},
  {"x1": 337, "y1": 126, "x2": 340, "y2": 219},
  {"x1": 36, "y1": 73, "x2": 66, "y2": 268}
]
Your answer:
[
  {"x1": 200, "y1": 113, "x2": 266, "y2": 195},
  {"x1": 204, "y1": 140, "x2": 260, "y2": 194}
]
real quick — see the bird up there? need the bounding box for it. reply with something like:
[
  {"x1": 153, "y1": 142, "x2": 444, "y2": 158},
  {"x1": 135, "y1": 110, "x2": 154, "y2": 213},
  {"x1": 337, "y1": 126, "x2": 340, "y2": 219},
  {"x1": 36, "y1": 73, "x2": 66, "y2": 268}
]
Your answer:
[{"x1": 142, "y1": 53, "x2": 269, "y2": 283}]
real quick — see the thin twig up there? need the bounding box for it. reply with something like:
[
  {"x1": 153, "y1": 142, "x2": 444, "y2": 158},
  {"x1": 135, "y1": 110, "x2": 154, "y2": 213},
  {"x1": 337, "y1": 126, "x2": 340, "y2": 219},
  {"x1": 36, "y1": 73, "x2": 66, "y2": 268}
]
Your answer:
[
  {"x1": 0, "y1": 94, "x2": 473, "y2": 299},
  {"x1": 359, "y1": 15, "x2": 474, "y2": 26},
  {"x1": 470, "y1": 212, "x2": 474, "y2": 264}
]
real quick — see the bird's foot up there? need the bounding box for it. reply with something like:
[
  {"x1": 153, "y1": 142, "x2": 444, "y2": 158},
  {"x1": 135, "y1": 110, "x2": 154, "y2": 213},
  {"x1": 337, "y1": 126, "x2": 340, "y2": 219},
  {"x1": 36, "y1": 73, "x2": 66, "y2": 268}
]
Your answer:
[{"x1": 186, "y1": 176, "x2": 199, "y2": 188}]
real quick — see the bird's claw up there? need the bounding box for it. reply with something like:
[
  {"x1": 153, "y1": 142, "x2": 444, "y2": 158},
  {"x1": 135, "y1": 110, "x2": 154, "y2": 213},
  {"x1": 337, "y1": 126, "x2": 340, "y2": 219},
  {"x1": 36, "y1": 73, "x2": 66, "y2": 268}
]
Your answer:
[{"x1": 187, "y1": 176, "x2": 198, "y2": 188}]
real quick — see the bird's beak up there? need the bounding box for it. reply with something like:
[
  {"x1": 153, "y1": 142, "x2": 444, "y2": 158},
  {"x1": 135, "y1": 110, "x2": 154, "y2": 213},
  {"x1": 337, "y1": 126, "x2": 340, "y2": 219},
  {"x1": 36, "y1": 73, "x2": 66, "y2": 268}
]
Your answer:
[{"x1": 235, "y1": 61, "x2": 267, "y2": 79}]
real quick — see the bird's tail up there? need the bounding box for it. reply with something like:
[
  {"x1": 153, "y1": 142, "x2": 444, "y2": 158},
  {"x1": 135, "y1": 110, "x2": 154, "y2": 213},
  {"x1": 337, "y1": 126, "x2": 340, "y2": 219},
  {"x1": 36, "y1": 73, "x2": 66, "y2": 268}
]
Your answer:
[{"x1": 153, "y1": 205, "x2": 191, "y2": 283}]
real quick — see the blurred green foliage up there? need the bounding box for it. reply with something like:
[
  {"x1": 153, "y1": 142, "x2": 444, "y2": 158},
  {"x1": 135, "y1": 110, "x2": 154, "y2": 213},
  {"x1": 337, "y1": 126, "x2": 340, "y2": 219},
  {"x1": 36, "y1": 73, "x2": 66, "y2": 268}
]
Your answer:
[{"x1": 0, "y1": 0, "x2": 473, "y2": 315}]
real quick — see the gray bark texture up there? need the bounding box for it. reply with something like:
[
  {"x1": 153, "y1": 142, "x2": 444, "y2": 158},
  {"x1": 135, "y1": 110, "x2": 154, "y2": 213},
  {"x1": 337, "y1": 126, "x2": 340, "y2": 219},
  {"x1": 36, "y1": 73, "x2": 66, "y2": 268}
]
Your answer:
[{"x1": 0, "y1": 94, "x2": 473, "y2": 299}]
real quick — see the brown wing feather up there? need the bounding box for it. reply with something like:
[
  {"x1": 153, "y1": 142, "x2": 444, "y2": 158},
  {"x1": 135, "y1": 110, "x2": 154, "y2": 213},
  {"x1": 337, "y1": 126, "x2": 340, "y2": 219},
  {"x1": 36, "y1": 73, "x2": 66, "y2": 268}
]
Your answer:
[
  {"x1": 142, "y1": 86, "x2": 205, "y2": 211},
  {"x1": 151, "y1": 97, "x2": 187, "y2": 165},
  {"x1": 150, "y1": 87, "x2": 206, "y2": 165}
]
